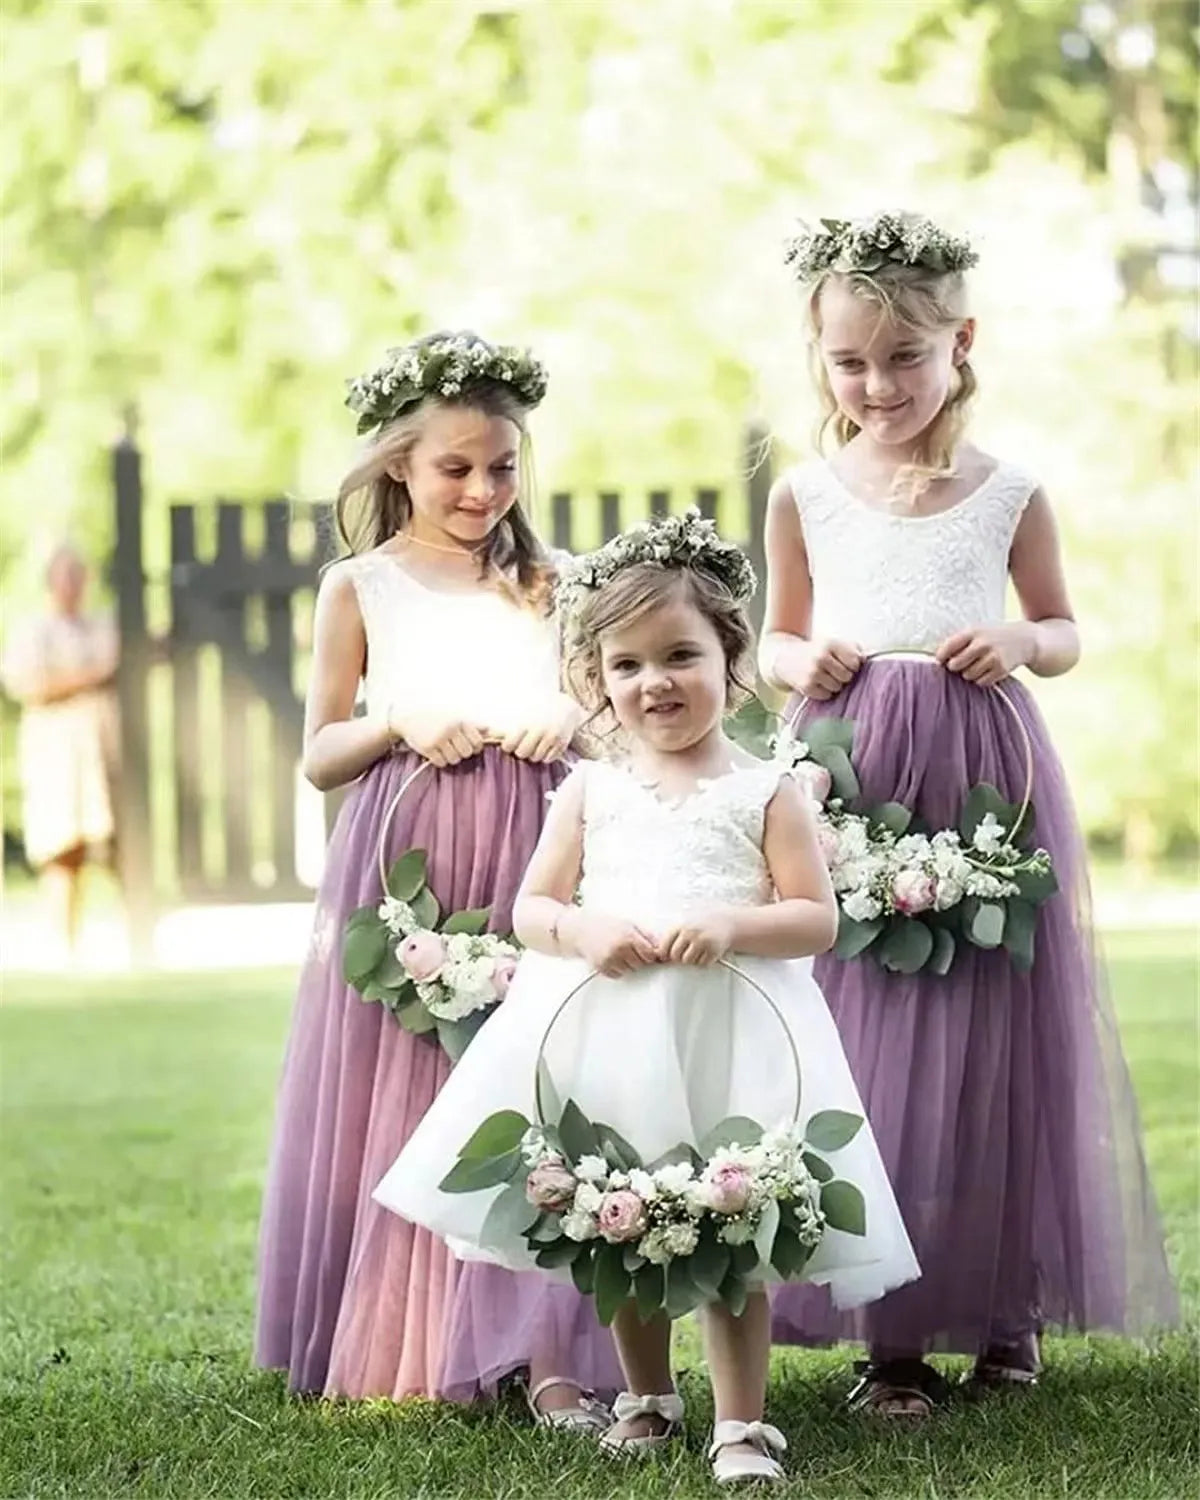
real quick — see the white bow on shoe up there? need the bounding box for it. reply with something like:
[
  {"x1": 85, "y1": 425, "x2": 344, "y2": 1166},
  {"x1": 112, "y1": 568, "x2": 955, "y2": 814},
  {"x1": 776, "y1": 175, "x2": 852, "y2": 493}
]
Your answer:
[
  {"x1": 599, "y1": 1391, "x2": 685, "y2": 1456},
  {"x1": 708, "y1": 1419, "x2": 788, "y2": 1486}
]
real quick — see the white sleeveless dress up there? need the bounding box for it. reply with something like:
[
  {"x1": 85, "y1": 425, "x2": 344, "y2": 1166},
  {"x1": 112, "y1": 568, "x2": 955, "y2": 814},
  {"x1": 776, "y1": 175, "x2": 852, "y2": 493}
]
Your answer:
[{"x1": 374, "y1": 759, "x2": 920, "y2": 1310}]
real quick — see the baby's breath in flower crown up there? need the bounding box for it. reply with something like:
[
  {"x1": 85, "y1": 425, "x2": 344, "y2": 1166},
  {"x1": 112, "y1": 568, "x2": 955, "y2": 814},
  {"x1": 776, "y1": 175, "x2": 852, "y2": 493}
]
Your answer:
[
  {"x1": 783, "y1": 212, "x2": 978, "y2": 285},
  {"x1": 345, "y1": 331, "x2": 549, "y2": 436},
  {"x1": 555, "y1": 511, "x2": 757, "y2": 623}
]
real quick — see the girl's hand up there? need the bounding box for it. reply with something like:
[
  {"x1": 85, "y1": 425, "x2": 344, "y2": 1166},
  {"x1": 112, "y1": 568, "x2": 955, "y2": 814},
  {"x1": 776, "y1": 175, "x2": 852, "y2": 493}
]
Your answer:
[
  {"x1": 658, "y1": 911, "x2": 736, "y2": 967},
  {"x1": 499, "y1": 693, "x2": 584, "y2": 764},
  {"x1": 936, "y1": 624, "x2": 1033, "y2": 687},
  {"x1": 790, "y1": 638, "x2": 863, "y2": 701},
  {"x1": 388, "y1": 705, "x2": 489, "y2": 768},
  {"x1": 568, "y1": 912, "x2": 660, "y2": 978}
]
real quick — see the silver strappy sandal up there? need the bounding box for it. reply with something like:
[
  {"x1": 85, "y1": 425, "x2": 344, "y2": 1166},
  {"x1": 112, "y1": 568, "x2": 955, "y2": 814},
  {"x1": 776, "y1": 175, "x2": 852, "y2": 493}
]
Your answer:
[{"x1": 524, "y1": 1376, "x2": 611, "y2": 1434}]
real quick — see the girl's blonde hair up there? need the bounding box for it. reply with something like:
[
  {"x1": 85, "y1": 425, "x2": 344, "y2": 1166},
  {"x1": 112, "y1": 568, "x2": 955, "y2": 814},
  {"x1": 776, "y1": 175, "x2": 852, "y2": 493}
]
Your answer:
[
  {"x1": 807, "y1": 263, "x2": 976, "y2": 503},
  {"x1": 563, "y1": 564, "x2": 755, "y2": 745},
  {"x1": 335, "y1": 385, "x2": 554, "y2": 612}
]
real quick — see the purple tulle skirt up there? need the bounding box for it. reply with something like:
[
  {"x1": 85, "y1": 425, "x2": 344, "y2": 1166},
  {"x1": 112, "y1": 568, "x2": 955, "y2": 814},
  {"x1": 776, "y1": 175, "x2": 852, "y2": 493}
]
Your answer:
[
  {"x1": 770, "y1": 659, "x2": 1178, "y2": 1357},
  {"x1": 254, "y1": 746, "x2": 621, "y2": 1400}
]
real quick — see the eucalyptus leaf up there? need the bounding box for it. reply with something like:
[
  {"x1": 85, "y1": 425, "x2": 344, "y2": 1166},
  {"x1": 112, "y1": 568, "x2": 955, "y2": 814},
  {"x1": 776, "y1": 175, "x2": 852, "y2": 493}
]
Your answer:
[
  {"x1": 821, "y1": 1179, "x2": 867, "y2": 1236},
  {"x1": 700, "y1": 1117, "x2": 764, "y2": 1155},
  {"x1": 535, "y1": 1056, "x2": 562, "y2": 1126},
  {"x1": 718, "y1": 1270, "x2": 749, "y2": 1317},
  {"x1": 770, "y1": 1226, "x2": 813, "y2": 1280},
  {"x1": 870, "y1": 801, "x2": 913, "y2": 837},
  {"x1": 805, "y1": 1109, "x2": 864, "y2": 1152},
  {"x1": 439, "y1": 1147, "x2": 523, "y2": 1195},
  {"x1": 528, "y1": 1214, "x2": 564, "y2": 1244},
  {"x1": 386, "y1": 849, "x2": 428, "y2": 902},
  {"x1": 457, "y1": 1109, "x2": 529, "y2": 1161},
  {"x1": 595, "y1": 1242, "x2": 633, "y2": 1326},
  {"x1": 342, "y1": 919, "x2": 388, "y2": 988},
  {"x1": 375, "y1": 946, "x2": 409, "y2": 990},
  {"x1": 634, "y1": 1262, "x2": 666, "y2": 1322},
  {"x1": 558, "y1": 1099, "x2": 600, "y2": 1161},
  {"x1": 442, "y1": 907, "x2": 492, "y2": 937},
  {"x1": 801, "y1": 1150, "x2": 833, "y2": 1183},
  {"x1": 393, "y1": 997, "x2": 437, "y2": 1035},
  {"x1": 753, "y1": 1198, "x2": 781, "y2": 1266},
  {"x1": 1014, "y1": 862, "x2": 1059, "y2": 903},
  {"x1": 835, "y1": 913, "x2": 884, "y2": 961},
  {"x1": 878, "y1": 919, "x2": 934, "y2": 975},
  {"x1": 928, "y1": 926, "x2": 956, "y2": 977},
  {"x1": 804, "y1": 716, "x2": 855, "y2": 757},
  {"x1": 595, "y1": 1122, "x2": 643, "y2": 1172},
  {"x1": 664, "y1": 1258, "x2": 706, "y2": 1319},
  {"x1": 535, "y1": 1238, "x2": 584, "y2": 1270},
  {"x1": 1002, "y1": 897, "x2": 1037, "y2": 971},
  {"x1": 480, "y1": 1181, "x2": 538, "y2": 1246},
  {"x1": 730, "y1": 1241, "x2": 760, "y2": 1277},
  {"x1": 689, "y1": 1234, "x2": 731, "y2": 1299},
  {"x1": 820, "y1": 745, "x2": 860, "y2": 804},
  {"x1": 436, "y1": 1009, "x2": 491, "y2": 1063},
  {"x1": 411, "y1": 887, "x2": 441, "y2": 930},
  {"x1": 570, "y1": 1251, "x2": 595, "y2": 1295},
  {"x1": 967, "y1": 900, "x2": 1006, "y2": 950}
]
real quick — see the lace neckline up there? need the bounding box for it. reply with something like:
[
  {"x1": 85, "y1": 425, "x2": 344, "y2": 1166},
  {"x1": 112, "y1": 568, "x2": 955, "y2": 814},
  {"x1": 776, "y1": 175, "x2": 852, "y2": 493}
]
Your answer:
[
  {"x1": 612, "y1": 758, "x2": 767, "y2": 810},
  {"x1": 819, "y1": 457, "x2": 1006, "y2": 525}
]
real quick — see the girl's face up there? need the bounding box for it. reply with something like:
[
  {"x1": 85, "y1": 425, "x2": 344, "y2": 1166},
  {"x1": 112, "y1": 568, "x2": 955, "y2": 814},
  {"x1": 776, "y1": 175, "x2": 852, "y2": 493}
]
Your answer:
[
  {"x1": 395, "y1": 404, "x2": 521, "y2": 547},
  {"x1": 599, "y1": 590, "x2": 729, "y2": 755},
  {"x1": 817, "y1": 279, "x2": 973, "y2": 450}
]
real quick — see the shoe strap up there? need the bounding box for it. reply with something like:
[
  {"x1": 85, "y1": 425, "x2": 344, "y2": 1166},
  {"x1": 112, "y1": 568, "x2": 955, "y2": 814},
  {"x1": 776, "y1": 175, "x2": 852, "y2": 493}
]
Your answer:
[
  {"x1": 527, "y1": 1376, "x2": 587, "y2": 1407},
  {"x1": 709, "y1": 1419, "x2": 787, "y2": 1458},
  {"x1": 612, "y1": 1390, "x2": 685, "y2": 1424}
]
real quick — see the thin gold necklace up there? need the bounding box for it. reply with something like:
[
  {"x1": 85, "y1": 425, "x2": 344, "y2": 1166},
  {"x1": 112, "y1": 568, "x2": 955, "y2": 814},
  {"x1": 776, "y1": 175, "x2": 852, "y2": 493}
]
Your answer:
[{"x1": 398, "y1": 532, "x2": 487, "y2": 561}]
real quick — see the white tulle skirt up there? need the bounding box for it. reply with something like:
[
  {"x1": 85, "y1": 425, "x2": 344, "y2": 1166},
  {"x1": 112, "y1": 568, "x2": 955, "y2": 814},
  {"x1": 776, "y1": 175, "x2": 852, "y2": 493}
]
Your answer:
[{"x1": 374, "y1": 949, "x2": 920, "y2": 1310}]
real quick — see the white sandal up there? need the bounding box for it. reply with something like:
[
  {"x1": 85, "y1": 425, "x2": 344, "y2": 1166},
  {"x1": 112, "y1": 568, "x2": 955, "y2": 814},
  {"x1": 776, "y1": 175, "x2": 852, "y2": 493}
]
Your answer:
[
  {"x1": 598, "y1": 1390, "x2": 685, "y2": 1456},
  {"x1": 708, "y1": 1419, "x2": 788, "y2": 1486},
  {"x1": 524, "y1": 1376, "x2": 611, "y2": 1434}
]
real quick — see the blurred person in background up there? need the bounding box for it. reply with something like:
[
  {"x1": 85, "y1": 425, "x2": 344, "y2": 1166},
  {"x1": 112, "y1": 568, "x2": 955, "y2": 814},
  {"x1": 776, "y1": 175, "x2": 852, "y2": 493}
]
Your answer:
[{"x1": 1, "y1": 542, "x2": 120, "y2": 959}]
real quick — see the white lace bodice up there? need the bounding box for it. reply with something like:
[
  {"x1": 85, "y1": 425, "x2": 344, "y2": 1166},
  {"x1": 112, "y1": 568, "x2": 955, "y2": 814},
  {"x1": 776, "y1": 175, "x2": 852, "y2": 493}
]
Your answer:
[
  {"x1": 791, "y1": 460, "x2": 1037, "y2": 654},
  {"x1": 343, "y1": 552, "x2": 561, "y2": 735},
  {"x1": 575, "y1": 760, "x2": 783, "y2": 925}
]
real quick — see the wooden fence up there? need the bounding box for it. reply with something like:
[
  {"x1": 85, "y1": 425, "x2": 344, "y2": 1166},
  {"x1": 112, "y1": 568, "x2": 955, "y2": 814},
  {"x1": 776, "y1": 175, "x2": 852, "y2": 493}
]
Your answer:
[{"x1": 111, "y1": 426, "x2": 772, "y2": 938}]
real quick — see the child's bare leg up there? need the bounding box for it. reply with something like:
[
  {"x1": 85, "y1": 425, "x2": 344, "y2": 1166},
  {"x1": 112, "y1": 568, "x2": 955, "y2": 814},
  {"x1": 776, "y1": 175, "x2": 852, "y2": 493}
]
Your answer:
[
  {"x1": 701, "y1": 1291, "x2": 770, "y2": 1426},
  {"x1": 606, "y1": 1304, "x2": 676, "y2": 1439}
]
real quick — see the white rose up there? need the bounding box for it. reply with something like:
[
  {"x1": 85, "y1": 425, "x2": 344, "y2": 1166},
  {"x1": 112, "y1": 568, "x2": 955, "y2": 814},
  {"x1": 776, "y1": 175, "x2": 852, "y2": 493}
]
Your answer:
[
  {"x1": 629, "y1": 1169, "x2": 659, "y2": 1201},
  {"x1": 718, "y1": 1218, "x2": 756, "y2": 1246},
  {"x1": 842, "y1": 889, "x2": 883, "y2": 923},
  {"x1": 971, "y1": 814, "x2": 1007, "y2": 854},
  {"x1": 653, "y1": 1161, "x2": 696, "y2": 1195},
  {"x1": 575, "y1": 1154, "x2": 610, "y2": 1183},
  {"x1": 562, "y1": 1207, "x2": 599, "y2": 1242},
  {"x1": 574, "y1": 1181, "x2": 603, "y2": 1214},
  {"x1": 934, "y1": 877, "x2": 965, "y2": 911}
]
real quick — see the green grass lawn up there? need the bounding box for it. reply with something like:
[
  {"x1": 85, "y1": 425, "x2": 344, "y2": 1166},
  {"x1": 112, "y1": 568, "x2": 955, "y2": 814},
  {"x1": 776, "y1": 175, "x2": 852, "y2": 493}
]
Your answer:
[{"x1": 1, "y1": 930, "x2": 1196, "y2": 1498}]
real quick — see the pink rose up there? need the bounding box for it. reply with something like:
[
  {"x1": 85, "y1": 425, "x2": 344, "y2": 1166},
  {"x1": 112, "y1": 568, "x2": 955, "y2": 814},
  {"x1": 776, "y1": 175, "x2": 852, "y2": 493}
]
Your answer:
[
  {"x1": 525, "y1": 1160, "x2": 578, "y2": 1212},
  {"x1": 791, "y1": 761, "x2": 832, "y2": 806},
  {"x1": 597, "y1": 1189, "x2": 648, "y2": 1244},
  {"x1": 702, "y1": 1162, "x2": 752, "y2": 1215},
  {"x1": 398, "y1": 930, "x2": 446, "y2": 983},
  {"x1": 892, "y1": 870, "x2": 936, "y2": 916},
  {"x1": 491, "y1": 955, "x2": 518, "y2": 999}
]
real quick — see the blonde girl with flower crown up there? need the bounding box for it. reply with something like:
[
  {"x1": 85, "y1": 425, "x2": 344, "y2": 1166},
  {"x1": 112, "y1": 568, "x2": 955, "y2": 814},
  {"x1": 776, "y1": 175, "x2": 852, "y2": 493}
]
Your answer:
[
  {"x1": 255, "y1": 332, "x2": 621, "y2": 1422},
  {"x1": 373, "y1": 516, "x2": 919, "y2": 1487},
  {"x1": 761, "y1": 213, "x2": 1177, "y2": 1415}
]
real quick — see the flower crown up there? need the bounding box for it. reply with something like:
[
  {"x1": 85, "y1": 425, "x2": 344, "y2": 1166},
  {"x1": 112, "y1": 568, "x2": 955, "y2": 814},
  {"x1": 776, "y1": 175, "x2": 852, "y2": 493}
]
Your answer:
[
  {"x1": 346, "y1": 331, "x2": 549, "y2": 435},
  {"x1": 555, "y1": 511, "x2": 757, "y2": 621},
  {"x1": 784, "y1": 211, "x2": 978, "y2": 284}
]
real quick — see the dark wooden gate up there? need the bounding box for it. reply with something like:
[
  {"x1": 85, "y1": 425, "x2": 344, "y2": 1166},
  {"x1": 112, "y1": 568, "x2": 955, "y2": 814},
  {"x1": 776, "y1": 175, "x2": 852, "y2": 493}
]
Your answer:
[{"x1": 111, "y1": 425, "x2": 771, "y2": 940}]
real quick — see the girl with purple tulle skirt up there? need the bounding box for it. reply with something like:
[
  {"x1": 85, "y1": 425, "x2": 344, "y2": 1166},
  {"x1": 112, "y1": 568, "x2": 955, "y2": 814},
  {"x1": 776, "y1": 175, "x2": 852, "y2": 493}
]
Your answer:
[
  {"x1": 254, "y1": 332, "x2": 620, "y2": 1422},
  {"x1": 759, "y1": 213, "x2": 1177, "y2": 1416}
]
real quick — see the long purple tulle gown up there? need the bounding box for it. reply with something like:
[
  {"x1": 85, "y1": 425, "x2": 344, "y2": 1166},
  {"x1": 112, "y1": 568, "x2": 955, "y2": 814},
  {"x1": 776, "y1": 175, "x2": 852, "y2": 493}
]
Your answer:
[
  {"x1": 254, "y1": 551, "x2": 621, "y2": 1400},
  {"x1": 769, "y1": 460, "x2": 1177, "y2": 1359}
]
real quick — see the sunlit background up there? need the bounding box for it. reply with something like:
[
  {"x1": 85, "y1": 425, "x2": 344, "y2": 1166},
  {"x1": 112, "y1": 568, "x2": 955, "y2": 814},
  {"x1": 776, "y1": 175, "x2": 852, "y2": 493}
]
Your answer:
[{"x1": 1, "y1": 0, "x2": 1196, "y2": 967}]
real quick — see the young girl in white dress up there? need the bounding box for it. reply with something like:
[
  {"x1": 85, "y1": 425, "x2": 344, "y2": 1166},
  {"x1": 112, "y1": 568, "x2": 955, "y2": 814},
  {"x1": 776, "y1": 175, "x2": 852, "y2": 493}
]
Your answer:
[{"x1": 374, "y1": 515, "x2": 918, "y2": 1486}]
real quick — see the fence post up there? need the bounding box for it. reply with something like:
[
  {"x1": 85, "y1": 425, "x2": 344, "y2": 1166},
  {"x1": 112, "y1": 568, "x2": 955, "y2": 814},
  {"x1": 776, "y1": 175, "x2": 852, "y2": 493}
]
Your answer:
[
  {"x1": 112, "y1": 431, "x2": 155, "y2": 961},
  {"x1": 742, "y1": 421, "x2": 772, "y2": 632}
]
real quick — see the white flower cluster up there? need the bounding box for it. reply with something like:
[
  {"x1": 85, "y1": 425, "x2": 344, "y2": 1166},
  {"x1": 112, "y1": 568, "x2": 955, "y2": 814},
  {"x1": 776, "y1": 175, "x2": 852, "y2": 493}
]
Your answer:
[
  {"x1": 378, "y1": 898, "x2": 517, "y2": 1022},
  {"x1": 555, "y1": 511, "x2": 757, "y2": 626},
  {"x1": 521, "y1": 1122, "x2": 825, "y2": 1266},
  {"x1": 784, "y1": 211, "x2": 978, "y2": 284},
  {"x1": 345, "y1": 331, "x2": 548, "y2": 434},
  {"x1": 775, "y1": 730, "x2": 1051, "y2": 925}
]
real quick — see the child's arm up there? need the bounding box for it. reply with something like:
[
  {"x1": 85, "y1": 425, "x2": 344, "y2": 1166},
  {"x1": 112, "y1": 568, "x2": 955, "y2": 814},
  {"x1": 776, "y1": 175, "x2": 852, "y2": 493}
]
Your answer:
[
  {"x1": 759, "y1": 476, "x2": 861, "y2": 700},
  {"x1": 514, "y1": 770, "x2": 660, "y2": 978},
  {"x1": 301, "y1": 566, "x2": 392, "y2": 792},
  {"x1": 937, "y1": 488, "x2": 1081, "y2": 684},
  {"x1": 659, "y1": 777, "x2": 839, "y2": 964}
]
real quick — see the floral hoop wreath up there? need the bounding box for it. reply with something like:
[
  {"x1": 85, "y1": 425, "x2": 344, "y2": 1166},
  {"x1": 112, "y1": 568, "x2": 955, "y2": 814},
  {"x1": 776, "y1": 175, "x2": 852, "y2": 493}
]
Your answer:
[
  {"x1": 783, "y1": 211, "x2": 978, "y2": 285},
  {"x1": 774, "y1": 648, "x2": 1058, "y2": 977},
  {"x1": 439, "y1": 960, "x2": 868, "y2": 1323},
  {"x1": 340, "y1": 754, "x2": 519, "y2": 1061}
]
